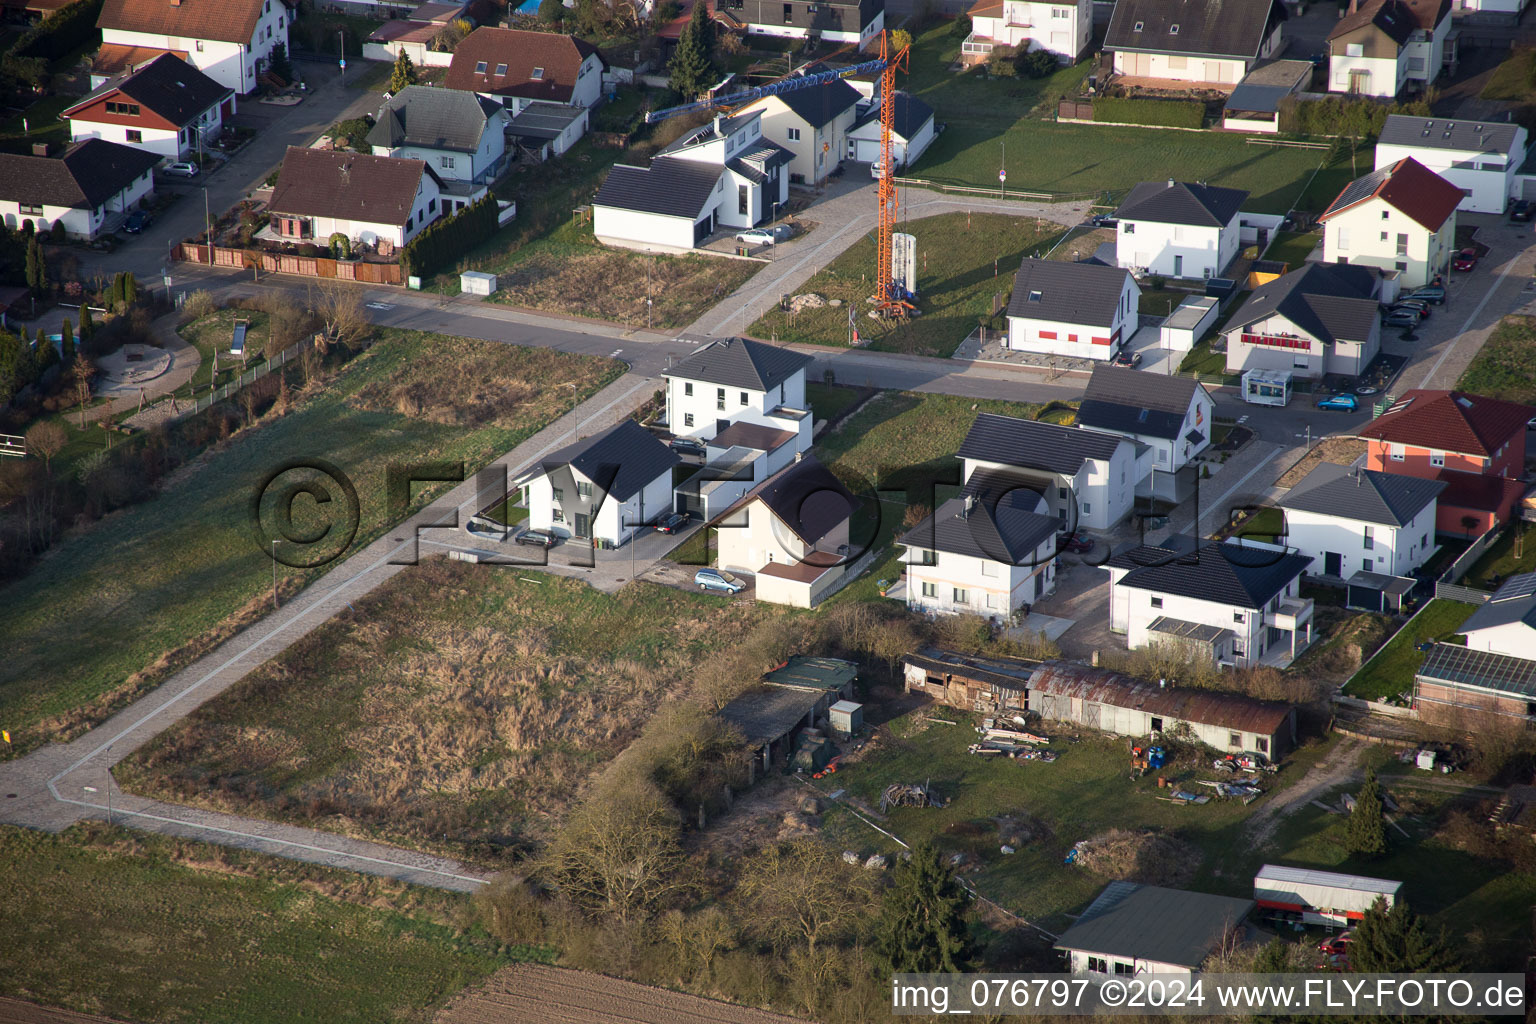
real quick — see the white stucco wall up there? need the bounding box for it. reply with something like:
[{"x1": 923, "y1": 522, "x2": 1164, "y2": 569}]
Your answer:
[
  {"x1": 902, "y1": 543, "x2": 1056, "y2": 620},
  {"x1": 1375, "y1": 133, "x2": 1527, "y2": 214},
  {"x1": 593, "y1": 204, "x2": 708, "y2": 251},
  {"x1": 1109, "y1": 561, "x2": 1311, "y2": 667},
  {"x1": 970, "y1": 0, "x2": 1090, "y2": 58},
  {"x1": 665, "y1": 368, "x2": 809, "y2": 444},
  {"x1": 1079, "y1": 388, "x2": 1213, "y2": 474},
  {"x1": 1006, "y1": 274, "x2": 1138, "y2": 360},
  {"x1": 1284, "y1": 502, "x2": 1437, "y2": 578},
  {"x1": 1116, "y1": 216, "x2": 1238, "y2": 279},
  {"x1": 1322, "y1": 196, "x2": 1455, "y2": 289},
  {"x1": 1328, "y1": 53, "x2": 1406, "y2": 98},
  {"x1": 964, "y1": 445, "x2": 1144, "y2": 532},
  {"x1": 102, "y1": 0, "x2": 288, "y2": 95}
]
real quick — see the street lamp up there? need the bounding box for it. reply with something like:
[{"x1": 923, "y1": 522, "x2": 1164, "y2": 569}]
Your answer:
[
  {"x1": 339, "y1": 30, "x2": 347, "y2": 80},
  {"x1": 271, "y1": 538, "x2": 279, "y2": 609}
]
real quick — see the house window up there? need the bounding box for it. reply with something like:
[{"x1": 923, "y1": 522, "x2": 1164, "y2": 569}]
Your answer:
[
  {"x1": 1430, "y1": 452, "x2": 1444, "y2": 467},
  {"x1": 553, "y1": 508, "x2": 565, "y2": 523},
  {"x1": 953, "y1": 587, "x2": 969, "y2": 604},
  {"x1": 922, "y1": 581, "x2": 937, "y2": 598},
  {"x1": 1380, "y1": 209, "x2": 1389, "y2": 220},
  {"x1": 527, "y1": 66, "x2": 540, "y2": 78},
  {"x1": 1391, "y1": 444, "x2": 1404, "y2": 461},
  {"x1": 684, "y1": 413, "x2": 694, "y2": 426},
  {"x1": 1058, "y1": 487, "x2": 1067, "y2": 500},
  {"x1": 1114, "y1": 963, "x2": 1134, "y2": 976},
  {"x1": 1347, "y1": 42, "x2": 1364, "y2": 56},
  {"x1": 1083, "y1": 503, "x2": 1091, "y2": 515},
  {"x1": 406, "y1": 214, "x2": 413, "y2": 229},
  {"x1": 1256, "y1": 737, "x2": 1269, "y2": 754},
  {"x1": 126, "y1": 129, "x2": 142, "y2": 143},
  {"x1": 105, "y1": 101, "x2": 141, "y2": 116},
  {"x1": 1150, "y1": 596, "x2": 1163, "y2": 608},
  {"x1": 1293, "y1": 357, "x2": 1308, "y2": 369},
  {"x1": 1052, "y1": 5, "x2": 1069, "y2": 14},
  {"x1": 739, "y1": 391, "x2": 748, "y2": 406},
  {"x1": 475, "y1": 60, "x2": 488, "y2": 74},
  {"x1": 1123, "y1": 223, "x2": 1134, "y2": 234},
  {"x1": 1363, "y1": 526, "x2": 1374, "y2": 549},
  {"x1": 440, "y1": 156, "x2": 455, "y2": 169},
  {"x1": 1229, "y1": 732, "x2": 1241, "y2": 747},
  {"x1": 1150, "y1": 717, "x2": 1163, "y2": 732},
  {"x1": 576, "y1": 481, "x2": 593, "y2": 500},
  {"x1": 783, "y1": 2, "x2": 792, "y2": 18},
  {"x1": 716, "y1": 387, "x2": 726, "y2": 410},
  {"x1": 1233, "y1": 640, "x2": 1245, "y2": 657},
  {"x1": 18, "y1": 203, "x2": 41, "y2": 216},
  {"x1": 1132, "y1": 20, "x2": 1143, "y2": 29},
  {"x1": 684, "y1": 382, "x2": 693, "y2": 396},
  {"x1": 738, "y1": 184, "x2": 748, "y2": 215},
  {"x1": 1396, "y1": 233, "x2": 1408, "y2": 256},
  {"x1": 1380, "y1": 231, "x2": 1388, "y2": 242},
  {"x1": 1087, "y1": 957, "x2": 1108, "y2": 973},
  {"x1": 787, "y1": 127, "x2": 801, "y2": 142},
  {"x1": 1234, "y1": 611, "x2": 1244, "y2": 623},
  {"x1": 196, "y1": 39, "x2": 204, "y2": 51},
  {"x1": 1169, "y1": 23, "x2": 1179, "y2": 32},
  {"x1": 552, "y1": 487, "x2": 564, "y2": 503},
  {"x1": 1422, "y1": 533, "x2": 1428, "y2": 548}
]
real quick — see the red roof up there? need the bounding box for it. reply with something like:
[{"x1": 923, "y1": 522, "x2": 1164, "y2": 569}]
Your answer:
[
  {"x1": 1319, "y1": 157, "x2": 1464, "y2": 232},
  {"x1": 98, "y1": 0, "x2": 278, "y2": 47},
  {"x1": 1434, "y1": 468, "x2": 1526, "y2": 514},
  {"x1": 444, "y1": 27, "x2": 600, "y2": 104},
  {"x1": 1358, "y1": 389, "x2": 1536, "y2": 456}
]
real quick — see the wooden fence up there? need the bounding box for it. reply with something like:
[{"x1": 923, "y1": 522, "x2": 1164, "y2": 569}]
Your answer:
[
  {"x1": 174, "y1": 243, "x2": 404, "y2": 285},
  {"x1": 1438, "y1": 524, "x2": 1503, "y2": 586},
  {"x1": 1058, "y1": 99, "x2": 1094, "y2": 121}
]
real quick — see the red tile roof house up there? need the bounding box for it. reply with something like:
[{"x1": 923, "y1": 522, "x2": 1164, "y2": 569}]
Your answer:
[
  {"x1": 444, "y1": 28, "x2": 605, "y2": 113},
  {"x1": 94, "y1": 0, "x2": 292, "y2": 96},
  {"x1": 64, "y1": 53, "x2": 233, "y2": 164},
  {"x1": 1357, "y1": 389, "x2": 1535, "y2": 538},
  {"x1": 264, "y1": 147, "x2": 445, "y2": 252},
  {"x1": 1318, "y1": 156, "x2": 1462, "y2": 290}
]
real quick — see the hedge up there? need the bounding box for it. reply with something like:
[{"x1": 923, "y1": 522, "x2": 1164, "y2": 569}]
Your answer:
[
  {"x1": 1277, "y1": 95, "x2": 1432, "y2": 138},
  {"x1": 12, "y1": 0, "x2": 103, "y2": 62},
  {"x1": 400, "y1": 195, "x2": 500, "y2": 278},
  {"x1": 1092, "y1": 96, "x2": 1205, "y2": 129}
]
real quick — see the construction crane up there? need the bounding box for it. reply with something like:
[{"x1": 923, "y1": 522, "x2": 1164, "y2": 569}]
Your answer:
[{"x1": 642, "y1": 32, "x2": 911, "y2": 314}]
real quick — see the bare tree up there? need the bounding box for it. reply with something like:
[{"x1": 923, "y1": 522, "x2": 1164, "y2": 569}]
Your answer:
[
  {"x1": 659, "y1": 905, "x2": 737, "y2": 983},
  {"x1": 23, "y1": 420, "x2": 66, "y2": 472},
  {"x1": 95, "y1": 406, "x2": 115, "y2": 448},
  {"x1": 70, "y1": 355, "x2": 95, "y2": 429},
  {"x1": 736, "y1": 839, "x2": 876, "y2": 958},
  {"x1": 546, "y1": 780, "x2": 685, "y2": 921},
  {"x1": 315, "y1": 280, "x2": 369, "y2": 349}
]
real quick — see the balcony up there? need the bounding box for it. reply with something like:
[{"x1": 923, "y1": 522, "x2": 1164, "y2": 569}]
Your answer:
[{"x1": 1266, "y1": 595, "x2": 1313, "y2": 632}]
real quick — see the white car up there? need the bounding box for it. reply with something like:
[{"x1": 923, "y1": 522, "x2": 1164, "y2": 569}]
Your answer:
[
  {"x1": 163, "y1": 162, "x2": 199, "y2": 178},
  {"x1": 736, "y1": 226, "x2": 790, "y2": 246}
]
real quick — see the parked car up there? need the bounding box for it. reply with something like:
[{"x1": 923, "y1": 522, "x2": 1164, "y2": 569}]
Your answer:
[
  {"x1": 1317, "y1": 394, "x2": 1359, "y2": 412},
  {"x1": 1059, "y1": 532, "x2": 1094, "y2": 554},
  {"x1": 1452, "y1": 248, "x2": 1479, "y2": 272},
  {"x1": 1111, "y1": 349, "x2": 1142, "y2": 368},
  {"x1": 514, "y1": 527, "x2": 559, "y2": 547},
  {"x1": 1091, "y1": 213, "x2": 1118, "y2": 228},
  {"x1": 1317, "y1": 929, "x2": 1354, "y2": 955},
  {"x1": 668, "y1": 436, "x2": 706, "y2": 457},
  {"x1": 1315, "y1": 952, "x2": 1350, "y2": 973},
  {"x1": 162, "y1": 161, "x2": 199, "y2": 178},
  {"x1": 656, "y1": 511, "x2": 689, "y2": 534},
  {"x1": 1405, "y1": 284, "x2": 1446, "y2": 305},
  {"x1": 695, "y1": 568, "x2": 744, "y2": 593},
  {"x1": 1382, "y1": 308, "x2": 1422, "y2": 330},
  {"x1": 735, "y1": 227, "x2": 790, "y2": 247},
  {"x1": 1512, "y1": 199, "x2": 1532, "y2": 222},
  {"x1": 123, "y1": 210, "x2": 152, "y2": 234}
]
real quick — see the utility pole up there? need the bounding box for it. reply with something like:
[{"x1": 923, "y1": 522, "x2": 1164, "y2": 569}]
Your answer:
[
  {"x1": 271, "y1": 538, "x2": 279, "y2": 608},
  {"x1": 204, "y1": 187, "x2": 213, "y2": 265}
]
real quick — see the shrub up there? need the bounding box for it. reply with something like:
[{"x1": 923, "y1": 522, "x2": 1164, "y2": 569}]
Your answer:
[
  {"x1": 48, "y1": 220, "x2": 66, "y2": 243},
  {"x1": 299, "y1": 242, "x2": 322, "y2": 258},
  {"x1": 399, "y1": 195, "x2": 499, "y2": 278},
  {"x1": 987, "y1": 47, "x2": 1018, "y2": 77},
  {"x1": 1277, "y1": 95, "x2": 1432, "y2": 137},
  {"x1": 540, "y1": 0, "x2": 566, "y2": 20},
  {"x1": 1015, "y1": 48, "x2": 1058, "y2": 79},
  {"x1": 950, "y1": 12, "x2": 972, "y2": 37},
  {"x1": 1092, "y1": 95, "x2": 1204, "y2": 129},
  {"x1": 11, "y1": 0, "x2": 103, "y2": 62},
  {"x1": 329, "y1": 232, "x2": 350, "y2": 260}
]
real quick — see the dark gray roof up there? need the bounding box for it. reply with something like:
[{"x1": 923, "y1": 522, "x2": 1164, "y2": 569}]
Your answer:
[
  {"x1": 1278, "y1": 463, "x2": 1445, "y2": 527},
  {"x1": 537, "y1": 418, "x2": 679, "y2": 501},
  {"x1": 665, "y1": 337, "x2": 812, "y2": 391},
  {"x1": 1225, "y1": 60, "x2": 1312, "y2": 113},
  {"x1": 710, "y1": 420, "x2": 796, "y2": 451},
  {"x1": 1460, "y1": 572, "x2": 1536, "y2": 636},
  {"x1": 770, "y1": 78, "x2": 860, "y2": 129},
  {"x1": 957, "y1": 413, "x2": 1128, "y2": 476},
  {"x1": 1378, "y1": 115, "x2": 1524, "y2": 155},
  {"x1": 1148, "y1": 616, "x2": 1233, "y2": 645},
  {"x1": 1005, "y1": 258, "x2": 1132, "y2": 329},
  {"x1": 1417, "y1": 642, "x2": 1536, "y2": 697},
  {"x1": 65, "y1": 52, "x2": 231, "y2": 129},
  {"x1": 902, "y1": 646, "x2": 1036, "y2": 693},
  {"x1": 1227, "y1": 262, "x2": 1379, "y2": 345},
  {"x1": 0, "y1": 139, "x2": 158, "y2": 210},
  {"x1": 899, "y1": 490, "x2": 1057, "y2": 564},
  {"x1": 730, "y1": 140, "x2": 793, "y2": 183},
  {"x1": 717, "y1": 685, "x2": 824, "y2": 745},
  {"x1": 1116, "y1": 180, "x2": 1249, "y2": 227},
  {"x1": 1106, "y1": 0, "x2": 1287, "y2": 59},
  {"x1": 734, "y1": 455, "x2": 859, "y2": 546},
  {"x1": 368, "y1": 85, "x2": 501, "y2": 153},
  {"x1": 853, "y1": 90, "x2": 935, "y2": 140},
  {"x1": 506, "y1": 100, "x2": 586, "y2": 141},
  {"x1": 1056, "y1": 882, "x2": 1256, "y2": 969},
  {"x1": 1078, "y1": 365, "x2": 1204, "y2": 442},
  {"x1": 661, "y1": 111, "x2": 761, "y2": 155},
  {"x1": 593, "y1": 156, "x2": 721, "y2": 219},
  {"x1": 1108, "y1": 536, "x2": 1312, "y2": 608}
]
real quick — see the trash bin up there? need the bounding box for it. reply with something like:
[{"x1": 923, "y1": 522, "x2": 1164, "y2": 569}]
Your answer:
[{"x1": 737, "y1": 245, "x2": 750, "y2": 257}]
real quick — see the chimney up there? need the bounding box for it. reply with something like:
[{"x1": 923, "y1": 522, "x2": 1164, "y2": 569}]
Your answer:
[
  {"x1": 1166, "y1": 177, "x2": 1175, "y2": 189},
  {"x1": 713, "y1": 113, "x2": 724, "y2": 136},
  {"x1": 794, "y1": 450, "x2": 803, "y2": 463},
  {"x1": 963, "y1": 494, "x2": 976, "y2": 519},
  {"x1": 30, "y1": 142, "x2": 50, "y2": 157}
]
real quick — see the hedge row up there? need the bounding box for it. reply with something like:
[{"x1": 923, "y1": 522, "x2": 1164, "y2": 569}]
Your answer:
[
  {"x1": 14, "y1": 0, "x2": 103, "y2": 62},
  {"x1": 400, "y1": 195, "x2": 499, "y2": 278},
  {"x1": 1277, "y1": 96, "x2": 1432, "y2": 138},
  {"x1": 1092, "y1": 96, "x2": 1205, "y2": 129}
]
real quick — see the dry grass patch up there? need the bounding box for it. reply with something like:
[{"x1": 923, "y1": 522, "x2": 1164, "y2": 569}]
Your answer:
[
  {"x1": 119, "y1": 561, "x2": 780, "y2": 865},
  {"x1": 1073, "y1": 828, "x2": 1204, "y2": 888},
  {"x1": 1276, "y1": 436, "x2": 1367, "y2": 488}
]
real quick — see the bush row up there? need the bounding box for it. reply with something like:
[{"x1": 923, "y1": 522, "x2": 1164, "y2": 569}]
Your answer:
[
  {"x1": 13, "y1": 0, "x2": 104, "y2": 62},
  {"x1": 1092, "y1": 95, "x2": 1206, "y2": 129},
  {"x1": 1277, "y1": 95, "x2": 1432, "y2": 137},
  {"x1": 399, "y1": 195, "x2": 499, "y2": 278}
]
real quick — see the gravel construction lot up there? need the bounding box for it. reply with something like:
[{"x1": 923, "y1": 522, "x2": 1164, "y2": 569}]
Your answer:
[
  {"x1": 0, "y1": 1000, "x2": 128, "y2": 1024},
  {"x1": 434, "y1": 965, "x2": 805, "y2": 1024},
  {"x1": 1274, "y1": 437, "x2": 1368, "y2": 489}
]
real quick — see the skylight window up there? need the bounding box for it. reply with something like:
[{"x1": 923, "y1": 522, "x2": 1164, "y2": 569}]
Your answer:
[
  {"x1": 475, "y1": 60, "x2": 488, "y2": 74},
  {"x1": 495, "y1": 62, "x2": 508, "y2": 75},
  {"x1": 531, "y1": 66, "x2": 544, "y2": 79},
  {"x1": 1133, "y1": 19, "x2": 1143, "y2": 29},
  {"x1": 1169, "y1": 23, "x2": 1179, "y2": 32},
  {"x1": 1028, "y1": 290, "x2": 1042, "y2": 302}
]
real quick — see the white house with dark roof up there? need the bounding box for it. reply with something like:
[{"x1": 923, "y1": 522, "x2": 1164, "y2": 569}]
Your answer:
[
  {"x1": 516, "y1": 419, "x2": 679, "y2": 547},
  {"x1": 663, "y1": 336, "x2": 813, "y2": 450},
  {"x1": 1374, "y1": 115, "x2": 1528, "y2": 214},
  {"x1": 898, "y1": 473, "x2": 1060, "y2": 621},
  {"x1": 1104, "y1": 0, "x2": 1287, "y2": 86},
  {"x1": 95, "y1": 0, "x2": 290, "y2": 96},
  {"x1": 957, "y1": 413, "x2": 1151, "y2": 532},
  {"x1": 1414, "y1": 577, "x2": 1536, "y2": 727},
  {"x1": 1320, "y1": 157, "x2": 1462, "y2": 289},
  {"x1": 64, "y1": 52, "x2": 232, "y2": 162},
  {"x1": 368, "y1": 86, "x2": 509, "y2": 210},
  {"x1": 0, "y1": 138, "x2": 157, "y2": 238},
  {"x1": 1057, "y1": 882, "x2": 1256, "y2": 977},
  {"x1": 675, "y1": 420, "x2": 803, "y2": 523},
  {"x1": 1108, "y1": 536, "x2": 1314, "y2": 667},
  {"x1": 1115, "y1": 179, "x2": 1248, "y2": 280},
  {"x1": 265, "y1": 147, "x2": 444, "y2": 250},
  {"x1": 1076, "y1": 365, "x2": 1213, "y2": 500},
  {"x1": 742, "y1": 79, "x2": 861, "y2": 186},
  {"x1": 846, "y1": 89, "x2": 935, "y2": 169},
  {"x1": 1277, "y1": 463, "x2": 1445, "y2": 579},
  {"x1": 1326, "y1": 0, "x2": 1448, "y2": 99},
  {"x1": 1460, "y1": 573, "x2": 1536, "y2": 657},
  {"x1": 735, "y1": 0, "x2": 885, "y2": 47},
  {"x1": 591, "y1": 111, "x2": 791, "y2": 252},
  {"x1": 1222, "y1": 262, "x2": 1384, "y2": 380},
  {"x1": 1006, "y1": 259, "x2": 1140, "y2": 361},
  {"x1": 960, "y1": 0, "x2": 1091, "y2": 64},
  {"x1": 713, "y1": 455, "x2": 861, "y2": 608}
]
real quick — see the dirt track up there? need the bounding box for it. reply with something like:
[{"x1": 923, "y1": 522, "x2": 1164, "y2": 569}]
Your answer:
[
  {"x1": 434, "y1": 964, "x2": 809, "y2": 1024},
  {"x1": 0, "y1": 1000, "x2": 130, "y2": 1024},
  {"x1": 1241, "y1": 738, "x2": 1366, "y2": 851}
]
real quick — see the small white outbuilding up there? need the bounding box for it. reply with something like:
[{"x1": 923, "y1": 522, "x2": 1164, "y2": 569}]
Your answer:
[{"x1": 460, "y1": 271, "x2": 499, "y2": 296}]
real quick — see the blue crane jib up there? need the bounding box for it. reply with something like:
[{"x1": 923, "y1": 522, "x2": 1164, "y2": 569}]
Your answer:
[{"x1": 643, "y1": 57, "x2": 889, "y2": 123}]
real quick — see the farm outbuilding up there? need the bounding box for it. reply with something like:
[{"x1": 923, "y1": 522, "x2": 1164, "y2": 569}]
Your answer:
[
  {"x1": 1056, "y1": 881, "x2": 1257, "y2": 977},
  {"x1": 1253, "y1": 865, "x2": 1402, "y2": 925},
  {"x1": 1025, "y1": 662, "x2": 1296, "y2": 757},
  {"x1": 716, "y1": 655, "x2": 859, "y2": 775},
  {"x1": 902, "y1": 647, "x2": 1035, "y2": 713}
]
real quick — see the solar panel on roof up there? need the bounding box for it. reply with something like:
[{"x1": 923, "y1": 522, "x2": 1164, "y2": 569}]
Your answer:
[
  {"x1": 1494, "y1": 573, "x2": 1536, "y2": 602},
  {"x1": 1420, "y1": 643, "x2": 1536, "y2": 696}
]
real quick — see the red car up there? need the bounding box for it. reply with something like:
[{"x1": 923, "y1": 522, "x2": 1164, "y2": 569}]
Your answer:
[
  {"x1": 1059, "y1": 532, "x2": 1094, "y2": 554},
  {"x1": 1317, "y1": 930, "x2": 1354, "y2": 956},
  {"x1": 1452, "y1": 248, "x2": 1478, "y2": 272}
]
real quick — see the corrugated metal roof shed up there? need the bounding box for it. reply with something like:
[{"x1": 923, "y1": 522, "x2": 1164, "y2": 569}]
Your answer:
[
  {"x1": 1254, "y1": 864, "x2": 1402, "y2": 896},
  {"x1": 1027, "y1": 662, "x2": 1293, "y2": 734},
  {"x1": 764, "y1": 655, "x2": 857, "y2": 692},
  {"x1": 902, "y1": 647, "x2": 1037, "y2": 693},
  {"x1": 1056, "y1": 882, "x2": 1255, "y2": 968}
]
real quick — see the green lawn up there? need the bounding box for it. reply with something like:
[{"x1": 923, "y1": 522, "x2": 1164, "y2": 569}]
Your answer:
[
  {"x1": 1227, "y1": 505, "x2": 1284, "y2": 543},
  {"x1": 805, "y1": 381, "x2": 865, "y2": 424},
  {"x1": 1344, "y1": 599, "x2": 1478, "y2": 701},
  {"x1": 0, "y1": 93, "x2": 75, "y2": 155},
  {"x1": 896, "y1": 25, "x2": 1332, "y2": 213},
  {"x1": 749, "y1": 212, "x2": 1063, "y2": 357},
  {"x1": 1455, "y1": 315, "x2": 1536, "y2": 404},
  {"x1": 1482, "y1": 48, "x2": 1536, "y2": 101},
  {"x1": 0, "y1": 824, "x2": 529, "y2": 1024},
  {"x1": 1463, "y1": 524, "x2": 1536, "y2": 590},
  {"x1": 1265, "y1": 230, "x2": 1321, "y2": 270},
  {"x1": 1178, "y1": 339, "x2": 1227, "y2": 376},
  {"x1": 0, "y1": 330, "x2": 621, "y2": 752},
  {"x1": 1138, "y1": 287, "x2": 1188, "y2": 316}
]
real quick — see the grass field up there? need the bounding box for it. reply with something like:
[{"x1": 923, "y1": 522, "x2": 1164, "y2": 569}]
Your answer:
[
  {"x1": 1344, "y1": 599, "x2": 1477, "y2": 701},
  {"x1": 805, "y1": 381, "x2": 865, "y2": 424},
  {"x1": 0, "y1": 823, "x2": 529, "y2": 1024},
  {"x1": 1482, "y1": 48, "x2": 1536, "y2": 101},
  {"x1": 1178, "y1": 339, "x2": 1227, "y2": 376},
  {"x1": 119, "y1": 562, "x2": 778, "y2": 864},
  {"x1": 1463, "y1": 524, "x2": 1536, "y2": 590},
  {"x1": 485, "y1": 217, "x2": 759, "y2": 329},
  {"x1": 748, "y1": 212, "x2": 1063, "y2": 356},
  {"x1": 0, "y1": 330, "x2": 621, "y2": 753},
  {"x1": 0, "y1": 94, "x2": 74, "y2": 155},
  {"x1": 1455, "y1": 315, "x2": 1536, "y2": 404},
  {"x1": 1265, "y1": 230, "x2": 1321, "y2": 270}
]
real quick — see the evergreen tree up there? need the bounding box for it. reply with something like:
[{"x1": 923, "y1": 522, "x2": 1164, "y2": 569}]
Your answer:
[
  {"x1": 24, "y1": 235, "x2": 43, "y2": 293},
  {"x1": 692, "y1": 0, "x2": 715, "y2": 55},
  {"x1": 1346, "y1": 767, "x2": 1388, "y2": 860},
  {"x1": 122, "y1": 272, "x2": 137, "y2": 306},
  {"x1": 269, "y1": 42, "x2": 292, "y2": 81},
  {"x1": 1350, "y1": 898, "x2": 1459, "y2": 973},
  {"x1": 873, "y1": 843, "x2": 975, "y2": 975},
  {"x1": 388, "y1": 48, "x2": 417, "y2": 94},
  {"x1": 79, "y1": 302, "x2": 94, "y2": 342},
  {"x1": 109, "y1": 273, "x2": 124, "y2": 309},
  {"x1": 538, "y1": 0, "x2": 563, "y2": 22},
  {"x1": 667, "y1": 3, "x2": 713, "y2": 101},
  {"x1": 59, "y1": 317, "x2": 73, "y2": 367}
]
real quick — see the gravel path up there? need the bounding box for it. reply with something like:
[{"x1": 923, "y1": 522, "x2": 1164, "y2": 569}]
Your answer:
[{"x1": 1241, "y1": 738, "x2": 1367, "y2": 851}]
